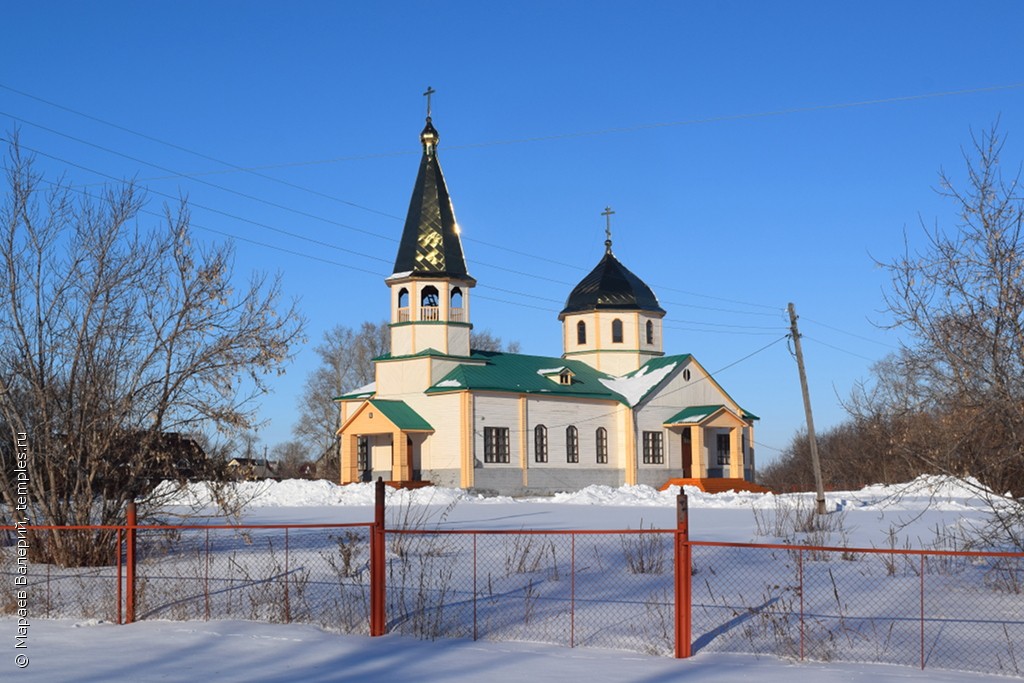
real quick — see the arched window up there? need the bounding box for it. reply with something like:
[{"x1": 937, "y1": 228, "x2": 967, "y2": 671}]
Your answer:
[
  {"x1": 577, "y1": 320, "x2": 587, "y2": 345},
  {"x1": 566, "y1": 426, "x2": 579, "y2": 463},
  {"x1": 450, "y1": 287, "x2": 464, "y2": 322},
  {"x1": 534, "y1": 425, "x2": 548, "y2": 463},
  {"x1": 421, "y1": 286, "x2": 439, "y2": 320},
  {"x1": 611, "y1": 318, "x2": 624, "y2": 343},
  {"x1": 421, "y1": 286, "x2": 439, "y2": 307},
  {"x1": 596, "y1": 427, "x2": 608, "y2": 464},
  {"x1": 646, "y1": 320, "x2": 654, "y2": 345},
  {"x1": 397, "y1": 288, "x2": 410, "y2": 322}
]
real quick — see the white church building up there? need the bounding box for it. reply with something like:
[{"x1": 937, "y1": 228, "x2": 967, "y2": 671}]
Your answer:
[{"x1": 336, "y1": 112, "x2": 761, "y2": 495}]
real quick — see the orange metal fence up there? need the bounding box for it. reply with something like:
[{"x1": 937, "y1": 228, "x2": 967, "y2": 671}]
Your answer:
[{"x1": 2, "y1": 491, "x2": 1023, "y2": 677}]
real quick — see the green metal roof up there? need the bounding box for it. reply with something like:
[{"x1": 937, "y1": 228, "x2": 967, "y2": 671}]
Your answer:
[
  {"x1": 335, "y1": 382, "x2": 376, "y2": 401},
  {"x1": 368, "y1": 399, "x2": 433, "y2": 431},
  {"x1": 426, "y1": 350, "x2": 628, "y2": 403},
  {"x1": 373, "y1": 347, "x2": 477, "y2": 363},
  {"x1": 665, "y1": 404, "x2": 759, "y2": 425},
  {"x1": 665, "y1": 405, "x2": 727, "y2": 425}
]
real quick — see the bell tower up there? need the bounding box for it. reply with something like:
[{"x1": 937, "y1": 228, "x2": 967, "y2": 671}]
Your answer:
[{"x1": 387, "y1": 92, "x2": 475, "y2": 358}]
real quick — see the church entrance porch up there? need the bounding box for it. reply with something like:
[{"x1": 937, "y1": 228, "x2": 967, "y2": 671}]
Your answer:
[
  {"x1": 338, "y1": 399, "x2": 434, "y2": 486},
  {"x1": 663, "y1": 405, "x2": 751, "y2": 480}
]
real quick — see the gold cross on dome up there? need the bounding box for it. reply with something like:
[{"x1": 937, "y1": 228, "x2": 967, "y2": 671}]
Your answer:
[
  {"x1": 601, "y1": 206, "x2": 615, "y2": 242},
  {"x1": 423, "y1": 86, "x2": 436, "y2": 117}
]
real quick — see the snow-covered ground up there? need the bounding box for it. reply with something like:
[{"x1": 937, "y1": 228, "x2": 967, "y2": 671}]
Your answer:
[
  {"x1": 3, "y1": 476, "x2": 1020, "y2": 682},
  {"x1": 1, "y1": 618, "x2": 1015, "y2": 683}
]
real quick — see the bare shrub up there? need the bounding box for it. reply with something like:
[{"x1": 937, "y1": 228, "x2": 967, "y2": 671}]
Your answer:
[{"x1": 621, "y1": 524, "x2": 668, "y2": 575}]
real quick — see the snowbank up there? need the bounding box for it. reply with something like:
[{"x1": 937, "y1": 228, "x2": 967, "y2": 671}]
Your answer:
[{"x1": 151, "y1": 473, "x2": 1005, "y2": 513}]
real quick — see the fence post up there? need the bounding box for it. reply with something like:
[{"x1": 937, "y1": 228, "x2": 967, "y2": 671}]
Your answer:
[
  {"x1": 370, "y1": 477, "x2": 386, "y2": 636},
  {"x1": 675, "y1": 492, "x2": 691, "y2": 658},
  {"x1": 116, "y1": 528, "x2": 122, "y2": 625},
  {"x1": 125, "y1": 501, "x2": 136, "y2": 624}
]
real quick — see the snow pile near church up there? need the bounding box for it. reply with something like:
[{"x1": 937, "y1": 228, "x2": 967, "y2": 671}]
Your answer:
[
  {"x1": 544, "y1": 483, "x2": 764, "y2": 508},
  {"x1": 152, "y1": 479, "x2": 514, "y2": 509},
  {"x1": 153, "y1": 473, "x2": 1001, "y2": 512},
  {"x1": 845, "y1": 474, "x2": 1002, "y2": 511}
]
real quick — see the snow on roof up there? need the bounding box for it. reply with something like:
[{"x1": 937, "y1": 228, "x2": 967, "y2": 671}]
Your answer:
[
  {"x1": 346, "y1": 381, "x2": 376, "y2": 396},
  {"x1": 434, "y1": 379, "x2": 462, "y2": 388},
  {"x1": 599, "y1": 362, "x2": 677, "y2": 406},
  {"x1": 388, "y1": 270, "x2": 413, "y2": 280},
  {"x1": 536, "y1": 367, "x2": 566, "y2": 375}
]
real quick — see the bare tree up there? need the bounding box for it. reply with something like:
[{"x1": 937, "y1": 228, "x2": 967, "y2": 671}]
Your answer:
[
  {"x1": 471, "y1": 329, "x2": 521, "y2": 353},
  {"x1": 271, "y1": 439, "x2": 314, "y2": 479},
  {"x1": 873, "y1": 123, "x2": 1024, "y2": 502},
  {"x1": 295, "y1": 322, "x2": 521, "y2": 479},
  {"x1": 0, "y1": 137, "x2": 304, "y2": 565},
  {"x1": 294, "y1": 321, "x2": 388, "y2": 478}
]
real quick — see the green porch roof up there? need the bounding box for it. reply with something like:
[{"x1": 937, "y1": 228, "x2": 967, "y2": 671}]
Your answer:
[
  {"x1": 665, "y1": 404, "x2": 758, "y2": 425},
  {"x1": 368, "y1": 399, "x2": 433, "y2": 431},
  {"x1": 665, "y1": 405, "x2": 726, "y2": 425}
]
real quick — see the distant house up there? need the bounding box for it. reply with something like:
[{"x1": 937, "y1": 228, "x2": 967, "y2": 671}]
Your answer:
[
  {"x1": 98, "y1": 430, "x2": 208, "y2": 496},
  {"x1": 227, "y1": 457, "x2": 278, "y2": 480},
  {"x1": 335, "y1": 113, "x2": 760, "y2": 495}
]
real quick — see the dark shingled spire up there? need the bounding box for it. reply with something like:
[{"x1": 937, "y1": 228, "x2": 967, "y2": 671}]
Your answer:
[{"x1": 391, "y1": 117, "x2": 474, "y2": 282}]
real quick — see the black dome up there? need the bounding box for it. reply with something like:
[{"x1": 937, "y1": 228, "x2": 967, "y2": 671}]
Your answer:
[{"x1": 559, "y1": 251, "x2": 665, "y2": 318}]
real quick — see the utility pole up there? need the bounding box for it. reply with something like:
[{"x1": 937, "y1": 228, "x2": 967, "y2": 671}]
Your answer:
[{"x1": 788, "y1": 302, "x2": 826, "y2": 515}]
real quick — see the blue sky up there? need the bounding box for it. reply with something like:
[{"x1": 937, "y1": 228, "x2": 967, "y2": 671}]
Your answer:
[{"x1": 3, "y1": 2, "x2": 1023, "y2": 466}]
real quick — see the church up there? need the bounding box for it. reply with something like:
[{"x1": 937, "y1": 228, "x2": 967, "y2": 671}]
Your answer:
[{"x1": 336, "y1": 110, "x2": 760, "y2": 495}]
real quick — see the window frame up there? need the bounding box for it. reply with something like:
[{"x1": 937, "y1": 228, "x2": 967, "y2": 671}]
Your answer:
[
  {"x1": 642, "y1": 430, "x2": 664, "y2": 464},
  {"x1": 534, "y1": 424, "x2": 548, "y2": 463},
  {"x1": 716, "y1": 433, "x2": 731, "y2": 466},
  {"x1": 596, "y1": 427, "x2": 608, "y2": 464},
  {"x1": 577, "y1": 320, "x2": 587, "y2": 345},
  {"x1": 611, "y1": 318, "x2": 624, "y2": 343},
  {"x1": 483, "y1": 426, "x2": 511, "y2": 464},
  {"x1": 566, "y1": 425, "x2": 579, "y2": 463},
  {"x1": 357, "y1": 436, "x2": 369, "y2": 472}
]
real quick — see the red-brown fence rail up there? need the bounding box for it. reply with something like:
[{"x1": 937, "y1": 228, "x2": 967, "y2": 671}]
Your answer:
[{"x1": 2, "y1": 494, "x2": 1023, "y2": 677}]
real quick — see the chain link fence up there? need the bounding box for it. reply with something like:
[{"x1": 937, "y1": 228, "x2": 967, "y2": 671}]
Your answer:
[
  {"x1": 3, "y1": 522, "x2": 1023, "y2": 677},
  {"x1": 384, "y1": 530, "x2": 675, "y2": 655},
  {"x1": 691, "y1": 542, "x2": 1024, "y2": 677},
  {"x1": 0, "y1": 526, "x2": 122, "y2": 622},
  {"x1": 132, "y1": 524, "x2": 373, "y2": 632}
]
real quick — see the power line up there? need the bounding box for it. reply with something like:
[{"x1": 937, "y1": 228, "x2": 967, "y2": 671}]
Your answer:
[
  {"x1": 11, "y1": 79, "x2": 1007, "y2": 316},
  {"x1": 801, "y1": 316, "x2": 897, "y2": 349},
  {"x1": 1, "y1": 137, "x2": 832, "y2": 340},
  {"x1": 5, "y1": 135, "x2": 786, "y2": 321},
  {"x1": 0, "y1": 81, "x2": 403, "y2": 221},
  {"x1": 0, "y1": 110, "x2": 399, "y2": 244},
  {"x1": 13, "y1": 80, "x2": 1015, "y2": 178},
  {"x1": 0, "y1": 88, "x2": 783, "y2": 313},
  {"x1": 804, "y1": 336, "x2": 880, "y2": 363},
  {"x1": 5, "y1": 138, "x2": 395, "y2": 266},
  {"x1": 440, "y1": 83, "x2": 1024, "y2": 152}
]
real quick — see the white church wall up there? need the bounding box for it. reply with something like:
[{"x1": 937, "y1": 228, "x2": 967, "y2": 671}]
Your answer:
[
  {"x1": 524, "y1": 397, "x2": 619, "y2": 469},
  {"x1": 472, "y1": 393, "x2": 521, "y2": 469}
]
